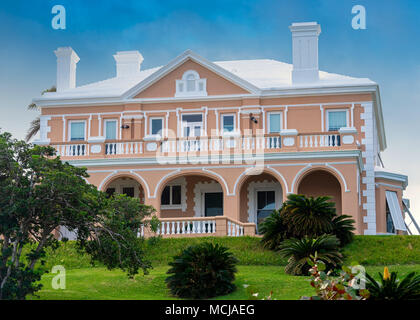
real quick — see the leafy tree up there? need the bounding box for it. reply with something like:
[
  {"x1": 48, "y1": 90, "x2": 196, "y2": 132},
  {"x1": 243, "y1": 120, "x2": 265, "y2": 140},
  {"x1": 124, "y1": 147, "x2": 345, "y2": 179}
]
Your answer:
[
  {"x1": 278, "y1": 234, "x2": 343, "y2": 276},
  {"x1": 166, "y1": 242, "x2": 238, "y2": 299},
  {"x1": 0, "y1": 132, "x2": 155, "y2": 299},
  {"x1": 26, "y1": 86, "x2": 56, "y2": 142}
]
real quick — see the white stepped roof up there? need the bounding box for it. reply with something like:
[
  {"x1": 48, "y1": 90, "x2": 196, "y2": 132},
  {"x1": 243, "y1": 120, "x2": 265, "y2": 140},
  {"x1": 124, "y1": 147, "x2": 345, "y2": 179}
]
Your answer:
[{"x1": 41, "y1": 58, "x2": 376, "y2": 100}]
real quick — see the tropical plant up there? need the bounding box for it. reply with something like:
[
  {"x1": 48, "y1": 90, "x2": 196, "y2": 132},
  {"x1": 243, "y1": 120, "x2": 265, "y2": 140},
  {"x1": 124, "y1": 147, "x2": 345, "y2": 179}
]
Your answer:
[
  {"x1": 278, "y1": 234, "x2": 343, "y2": 276},
  {"x1": 365, "y1": 267, "x2": 420, "y2": 300},
  {"x1": 331, "y1": 214, "x2": 355, "y2": 246},
  {"x1": 166, "y1": 242, "x2": 238, "y2": 299},
  {"x1": 301, "y1": 256, "x2": 370, "y2": 300},
  {"x1": 282, "y1": 194, "x2": 336, "y2": 238},
  {"x1": 259, "y1": 209, "x2": 288, "y2": 250},
  {"x1": 26, "y1": 86, "x2": 56, "y2": 142}
]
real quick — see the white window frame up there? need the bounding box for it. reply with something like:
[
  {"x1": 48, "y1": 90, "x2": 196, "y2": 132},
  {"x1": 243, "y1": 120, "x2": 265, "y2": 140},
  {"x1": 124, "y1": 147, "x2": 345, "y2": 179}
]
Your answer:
[
  {"x1": 68, "y1": 120, "x2": 86, "y2": 142},
  {"x1": 221, "y1": 113, "x2": 236, "y2": 133},
  {"x1": 326, "y1": 109, "x2": 349, "y2": 132},
  {"x1": 161, "y1": 179, "x2": 187, "y2": 210},
  {"x1": 149, "y1": 117, "x2": 164, "y2": 136},
  {"x1": 175, "y1": 70, "x2": 207, "y2": 97},
  {"x1": 267, "y1": 112, "x2": 283, "y2": 134},
  {"x1": 181, "y1": 113, "x2": 204, "y2": 137},
  {"x1": 103, "y1": 119, "x2": 118, "y2": 140}
]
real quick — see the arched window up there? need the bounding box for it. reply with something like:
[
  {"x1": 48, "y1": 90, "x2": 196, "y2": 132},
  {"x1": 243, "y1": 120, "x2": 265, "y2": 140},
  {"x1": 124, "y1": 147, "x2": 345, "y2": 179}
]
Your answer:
[{"x1": 175, "y1": 70, "x2": 207, "y2": 97}]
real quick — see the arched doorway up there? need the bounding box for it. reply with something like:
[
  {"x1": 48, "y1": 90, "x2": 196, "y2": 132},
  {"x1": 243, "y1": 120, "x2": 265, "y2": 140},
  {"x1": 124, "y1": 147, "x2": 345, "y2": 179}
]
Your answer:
[
  {"x1": 238, "y1": 172, "x2": 284, "y2": 232},
  {"x1": 297, "y1": 170, "x2": 342, "y2": 214},
  {"x1": 158, "y1": 175, "x2": 225, "y2": 219},
  {"x1": 104, "y1": 176, "x2": 145, "y2": 202}
]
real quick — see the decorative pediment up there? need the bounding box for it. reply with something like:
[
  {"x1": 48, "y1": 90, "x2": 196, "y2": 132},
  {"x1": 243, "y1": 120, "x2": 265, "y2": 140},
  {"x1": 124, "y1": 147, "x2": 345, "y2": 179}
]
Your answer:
[{"x1": 124, "y1": 50, "x2": 260, "y2": 99}]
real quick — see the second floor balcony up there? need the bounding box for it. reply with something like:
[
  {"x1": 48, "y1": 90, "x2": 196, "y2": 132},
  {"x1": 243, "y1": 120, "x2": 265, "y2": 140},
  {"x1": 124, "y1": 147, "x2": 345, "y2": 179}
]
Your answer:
[{"x1": 49, "y1": 127, "x2": 359, "y2": 161}]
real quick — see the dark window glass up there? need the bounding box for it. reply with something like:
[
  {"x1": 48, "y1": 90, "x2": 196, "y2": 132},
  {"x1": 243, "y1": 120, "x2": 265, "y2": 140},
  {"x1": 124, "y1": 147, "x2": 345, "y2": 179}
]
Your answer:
[
  {"x1": 122, "y1": 187, "x2": 134, "y2": 198},
  {"x1": 386, "y1": 203, "x2": 395, "y2": 234},
  {"x1": 161, "y1": 186, "x2": 170, "y2": 205},
  {"x1": 106, "y1": 188, "x2": 115, "y2": 198},
  {"x1": 172, "y1": 186, "x2": 181, "y2": 205},
  {"x1": 205, "y1": 192, "x2": 223, "y2": 217}
]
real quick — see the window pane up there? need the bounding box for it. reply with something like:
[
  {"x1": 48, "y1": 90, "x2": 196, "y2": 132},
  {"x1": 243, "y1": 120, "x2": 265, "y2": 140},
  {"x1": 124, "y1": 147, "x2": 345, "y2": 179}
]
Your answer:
[
  {"x1": 70, "y1": 122, "x2": 85, "y2": 141},
  {"x1": 161, "y1": 186, "x2": 170, "y2": 205},
  {"x1": 122, "y1": 187, "x2": 135, "y2": 198},
  {"x1": 182, "y1": 114, "x2": 202, "y2": 123},
  {"x1": 105, "y1": 121, "x2": 116, "y2": 140},
  {"x1": 151, "y1": 119, "x2": 163, "y2": 135},
  {"x1": 172, "y1": 185, "x2": 181, "y2": 205},
  {"x1": 328, "y1": 111, "x2": 347, "y2": 131},
  {"x1": 269, "y1": 114, "x2": 281, "y2": 133},
  {"x1": 106, "y1": 188, "x2": 115, "y2": 198},
  {"x1": 223, "y1": 115, "x2": 234, "y2": 132}
]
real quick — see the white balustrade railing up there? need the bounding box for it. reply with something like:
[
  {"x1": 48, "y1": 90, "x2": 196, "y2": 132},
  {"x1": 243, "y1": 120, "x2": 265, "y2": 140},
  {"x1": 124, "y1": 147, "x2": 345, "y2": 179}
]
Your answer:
[
  {"x1": 299, "y1": 133, "x2": 341, "y2": 148},
  {"x1": 141, "y1": 219, "x2": 217, "y2": 236},
  {"x1": 139, "y1": 217, "x2": 248, "y2": 237},
  {"x1": 54, "y1": 144, "x2": 87, "y2": 156},
  {"x1": 105, "y1": 141, "x2": 143, "y2": 155},
  {"x1": 227, "y1": 220, "x2": 244, "y2": 237}
]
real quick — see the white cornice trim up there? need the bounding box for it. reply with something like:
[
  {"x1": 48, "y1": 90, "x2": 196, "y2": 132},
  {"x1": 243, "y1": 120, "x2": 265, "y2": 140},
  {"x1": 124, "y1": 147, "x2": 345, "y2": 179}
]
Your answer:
[
  {"x1": 375, "y1": 170, "x2": 408, "y2": 189},
  {"x1": 65, "y1": 150, "x2": 363, "y2": 170}
]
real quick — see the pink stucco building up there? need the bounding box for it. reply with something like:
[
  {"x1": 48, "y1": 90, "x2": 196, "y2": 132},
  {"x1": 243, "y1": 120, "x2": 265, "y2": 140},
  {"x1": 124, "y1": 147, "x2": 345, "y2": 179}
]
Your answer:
[{"x1": 32, "y1": 22, "x2": 412, "y2": 237}]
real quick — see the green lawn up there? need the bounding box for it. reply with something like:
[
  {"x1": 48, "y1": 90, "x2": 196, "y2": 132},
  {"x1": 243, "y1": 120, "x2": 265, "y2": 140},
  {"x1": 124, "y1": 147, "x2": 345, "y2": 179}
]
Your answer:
[
  {"x1": 29, "y1": 264, "x2": 420, "y2": 300},
  {"x1": 26, "y1": 235, "x2": 420, "y2": 300}
]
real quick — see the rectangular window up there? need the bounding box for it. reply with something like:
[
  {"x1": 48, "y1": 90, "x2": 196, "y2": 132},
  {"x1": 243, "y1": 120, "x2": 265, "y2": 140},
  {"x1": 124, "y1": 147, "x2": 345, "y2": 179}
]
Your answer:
[
  {"x1": 182, "y1": 114, "x2": 203, "y2": 137},
  {"x1": 268, "y1": 113, "x2": 282, "y2": 133},
  {"x1": 161, "y1": 185, "x2": 182, "y2": 206},
  {"x1": 104, "y1": 120, "x2": 117, "y2": 140},
  {"x1": 327, "y1": 110, "x2": 347, "y2": 131},
  {"x1": 222, "y1": 114, "x2": 235, "y2": 133},
  {"x1": 150, "y1": 118, "x2": 163, "y2": 135},
  {"x1": 69, "y1": 121, "x2": 85, "y2": 141}
]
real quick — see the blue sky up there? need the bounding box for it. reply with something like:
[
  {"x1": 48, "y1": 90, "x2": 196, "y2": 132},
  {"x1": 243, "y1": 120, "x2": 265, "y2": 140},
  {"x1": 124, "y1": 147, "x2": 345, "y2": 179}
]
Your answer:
[{"x1": 0, "y1": 0, "x2": 419, "y2": 224}]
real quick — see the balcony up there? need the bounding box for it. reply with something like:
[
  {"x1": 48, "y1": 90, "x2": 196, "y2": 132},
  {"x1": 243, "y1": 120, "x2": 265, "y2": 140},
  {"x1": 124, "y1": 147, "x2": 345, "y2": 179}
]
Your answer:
[{"x1": 49, "y1": 128, "x2": 358, "y2": 161}]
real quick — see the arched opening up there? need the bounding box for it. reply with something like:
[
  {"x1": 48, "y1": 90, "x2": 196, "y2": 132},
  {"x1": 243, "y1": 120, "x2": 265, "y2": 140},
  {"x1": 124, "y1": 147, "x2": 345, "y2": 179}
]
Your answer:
[
  {"x1": 238, "y1": 172, "x2": 284, "y2": 232},
  {"x1": 297, "y1": 170, "x2": 342, "y2": 214},
  {"x1": 158, "y1": 174, "x2": 224, "y2": 219},
  {"x1": 104, "y1": 176, "x2": 145, "y2": 202}
]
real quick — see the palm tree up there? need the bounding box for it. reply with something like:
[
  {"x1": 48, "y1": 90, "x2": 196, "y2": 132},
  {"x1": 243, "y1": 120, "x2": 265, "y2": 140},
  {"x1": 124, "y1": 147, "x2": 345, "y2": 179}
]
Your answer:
[
  {"x1": 282, "y1": 194, "x2": 336, "y2": 238},
  {"x1": 279, "y1": 234, "x2": 343, "y2": 275},
  {"x1": 26, "y1": 86, "x2": 56, "y2": 142}
]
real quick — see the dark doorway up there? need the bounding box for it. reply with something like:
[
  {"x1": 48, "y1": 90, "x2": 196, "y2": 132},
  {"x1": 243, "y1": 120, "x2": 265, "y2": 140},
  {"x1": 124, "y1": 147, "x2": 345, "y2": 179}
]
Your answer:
[{"x1": 204, "y1": 192, "x2": 223, "y2": 217}]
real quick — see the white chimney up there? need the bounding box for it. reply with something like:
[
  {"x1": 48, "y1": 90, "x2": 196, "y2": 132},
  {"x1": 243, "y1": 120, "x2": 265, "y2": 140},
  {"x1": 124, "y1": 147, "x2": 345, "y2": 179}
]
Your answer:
[
  {"x1": 54, "y1": 47, "x2": 80, "y2": 92},
  {"x1": 113, "y1": 51, "x2": 144, "y2": 78},
  {"x1": 289, "y1": 22, "x2": 321, "y2": 83}
]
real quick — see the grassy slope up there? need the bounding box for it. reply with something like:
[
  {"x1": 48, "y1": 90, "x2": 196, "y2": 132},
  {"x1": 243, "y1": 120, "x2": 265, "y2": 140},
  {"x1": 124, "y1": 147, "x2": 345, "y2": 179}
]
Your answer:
[
  {"x1": 29, "y1": 264, "x2": 420, "y2": 300},
  {"x1": 38, "y1": 235, "x2": 420, "y2": 271},
  {"x1": 28, "y1": 235, "x2": 420, "y2": 300}
]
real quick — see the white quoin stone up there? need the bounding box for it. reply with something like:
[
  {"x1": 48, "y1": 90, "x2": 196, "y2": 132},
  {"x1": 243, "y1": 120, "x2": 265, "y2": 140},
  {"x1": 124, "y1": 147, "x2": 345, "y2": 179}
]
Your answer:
[
  {"x1": 289, "y1": 22, "x2": 321, "y2": 83},
  {"x1": 54, "y1": 47, "x2": 80, "y2": 92},
  {"x1": 113, "y1": 51, "x2": 144, "y2": 77}
]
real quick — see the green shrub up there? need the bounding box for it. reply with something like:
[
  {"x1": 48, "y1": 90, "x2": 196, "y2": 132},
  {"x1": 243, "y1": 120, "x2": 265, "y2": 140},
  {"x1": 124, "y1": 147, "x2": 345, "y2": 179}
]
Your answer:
[
  {"x1": 259, "y1": 209, "x2": 288, "y2": 250},
  {"x1": 366, "y1": 267, "x2": 420, "y2": 300},
  {"x1": 279, "y1": 234, "x2": 343, "y2": 276},
  {"x1": 331, "y1": 215, "x2": 355, "y2": 246},
  {"x1": 165, "y1": 242, "x2": 238, "y2": 299},
  {"x1": 282, "y1": 194, "x2": 336, "y2": 238}
]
